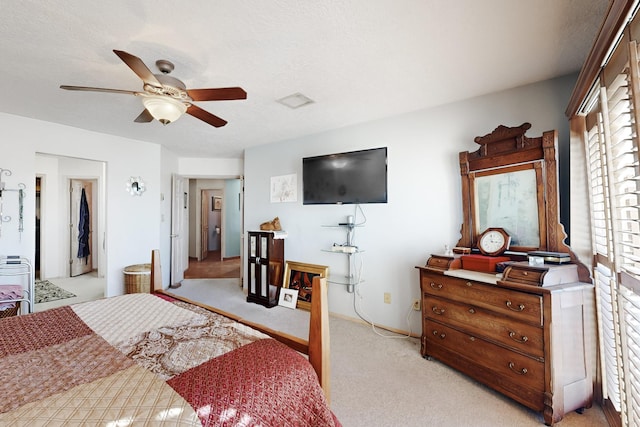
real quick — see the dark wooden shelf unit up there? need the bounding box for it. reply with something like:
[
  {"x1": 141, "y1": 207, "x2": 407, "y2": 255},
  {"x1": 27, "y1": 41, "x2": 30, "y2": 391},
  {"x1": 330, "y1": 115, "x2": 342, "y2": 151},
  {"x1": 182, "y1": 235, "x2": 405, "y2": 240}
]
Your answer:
[{"x1": 246, "y1": 231, "x2": 285, "y2": 308}]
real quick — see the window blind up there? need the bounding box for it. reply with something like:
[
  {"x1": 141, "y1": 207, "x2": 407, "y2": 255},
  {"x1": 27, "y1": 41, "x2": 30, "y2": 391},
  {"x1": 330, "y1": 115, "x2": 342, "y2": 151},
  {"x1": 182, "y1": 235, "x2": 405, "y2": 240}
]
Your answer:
[
  {"x1": 582, "y1": 19, "x2": 640, "y2": 426},
  {"x1": 586, "y1": 94, "x2": 625, "y2": 416}
]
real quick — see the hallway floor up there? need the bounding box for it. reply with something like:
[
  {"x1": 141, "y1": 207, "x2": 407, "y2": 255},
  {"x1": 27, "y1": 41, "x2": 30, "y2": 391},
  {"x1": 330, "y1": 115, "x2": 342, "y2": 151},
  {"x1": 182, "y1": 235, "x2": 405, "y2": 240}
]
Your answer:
[{"x1": 184, "y1": 250, "x2": 241, "y2": 279}]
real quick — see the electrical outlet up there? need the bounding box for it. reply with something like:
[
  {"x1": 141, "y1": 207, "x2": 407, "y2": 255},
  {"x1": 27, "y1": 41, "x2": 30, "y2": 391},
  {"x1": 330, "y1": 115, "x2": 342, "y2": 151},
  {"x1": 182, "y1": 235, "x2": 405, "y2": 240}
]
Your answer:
[
  {"x1": 384, "y1": 292, "x2": 391, "y2": 304},
  {"x1": 412, "y1": 299, "x2": 421, "y2": 311}
]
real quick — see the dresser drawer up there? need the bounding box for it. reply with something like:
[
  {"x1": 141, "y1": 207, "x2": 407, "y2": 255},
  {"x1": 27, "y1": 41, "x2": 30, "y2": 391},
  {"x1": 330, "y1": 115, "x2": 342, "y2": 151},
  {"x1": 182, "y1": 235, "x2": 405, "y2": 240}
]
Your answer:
[
  {"x1": 426, "y1": 255, "x2": 455, "y2": 270},
  {"x1": 421, "y1": 274, "x2": 542, "y2": 326},
  {"x1": 424, "y1": 320, "x2": 545, "y2": 393},
  {"x1": 501, "y1": 266, "x2": 545, "y2": 286},
  {"x1": 424, "y1": 296, "x2": 544, "y2": 358}
]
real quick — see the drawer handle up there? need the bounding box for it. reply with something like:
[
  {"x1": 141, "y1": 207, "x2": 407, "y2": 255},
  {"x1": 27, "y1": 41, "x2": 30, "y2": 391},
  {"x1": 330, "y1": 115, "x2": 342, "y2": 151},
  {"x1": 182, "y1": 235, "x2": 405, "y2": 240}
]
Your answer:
[
  {"x1": 466, "y1": 281, "x2": 473, "y2": 287},
  {"x1": 468, "y1": 307, "x2": 476, "y2": 314},
  {"x1": 506, "y1": 300, "x2": 525, "y2": 312},
  {"x1": 431, "y1": 306, "x2": 445, "y2": 315},
  {"x1": 432, "y1": 330, "x2": 446, "y2": 339},
  {"x1": 430, "y1": 282, "x2": 443, "y2": 290},
  {"x1": 508, "y1": 362, "x2": 528, "y2": 375},
  {"x1": 508, "y1": 330, "x2": 529, "y2": 343}
]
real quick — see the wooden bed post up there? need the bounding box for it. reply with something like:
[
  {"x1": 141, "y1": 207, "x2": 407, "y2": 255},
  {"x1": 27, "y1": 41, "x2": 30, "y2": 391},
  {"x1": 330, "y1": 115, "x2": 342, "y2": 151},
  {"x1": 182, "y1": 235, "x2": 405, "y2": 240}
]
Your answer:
[
  {"x1": 309, "y1": 276, "x2": 330, "y2": 403},
  {"x1": 150, "y1": 249, "x2": 163, "y2": 293}
]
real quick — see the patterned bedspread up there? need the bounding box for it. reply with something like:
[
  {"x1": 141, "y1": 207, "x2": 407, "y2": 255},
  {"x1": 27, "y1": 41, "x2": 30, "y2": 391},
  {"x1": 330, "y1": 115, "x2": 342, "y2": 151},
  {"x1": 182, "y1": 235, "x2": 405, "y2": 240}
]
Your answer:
[{"x1": 0, "y1": 293, "x2": 338, "y2": 426}]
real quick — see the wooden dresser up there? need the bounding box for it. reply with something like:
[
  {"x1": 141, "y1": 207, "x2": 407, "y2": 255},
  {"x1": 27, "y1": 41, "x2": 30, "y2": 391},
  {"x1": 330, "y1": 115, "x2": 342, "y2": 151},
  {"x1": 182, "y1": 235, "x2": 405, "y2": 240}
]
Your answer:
[{"x1": 417, "y1": 259, "x2": 595, "y2": 425}]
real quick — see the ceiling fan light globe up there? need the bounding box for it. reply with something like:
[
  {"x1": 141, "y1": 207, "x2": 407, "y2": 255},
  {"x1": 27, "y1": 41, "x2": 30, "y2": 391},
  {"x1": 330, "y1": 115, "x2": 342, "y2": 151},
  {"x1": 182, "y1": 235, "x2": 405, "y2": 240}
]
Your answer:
[{"x1": 141, "y1": 95, "x2": 187, "y2": 125}]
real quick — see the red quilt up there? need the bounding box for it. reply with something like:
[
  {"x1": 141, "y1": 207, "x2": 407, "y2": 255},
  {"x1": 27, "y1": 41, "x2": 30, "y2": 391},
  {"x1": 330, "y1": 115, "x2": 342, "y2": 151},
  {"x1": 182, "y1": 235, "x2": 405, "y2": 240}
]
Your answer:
[{"x1": 0, "y1": 293, "x2": 339, "y2": 426}]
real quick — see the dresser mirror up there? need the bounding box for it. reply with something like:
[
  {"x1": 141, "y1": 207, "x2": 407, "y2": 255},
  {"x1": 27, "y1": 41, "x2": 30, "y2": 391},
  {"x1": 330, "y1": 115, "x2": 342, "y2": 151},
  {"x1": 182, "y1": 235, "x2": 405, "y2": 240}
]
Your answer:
[
  {"x1": 456, "y1": 122, "x2": 589, "y2": 282},
  {"x1": 471, "y1": 163, "x2": 544, "y2": 252}
]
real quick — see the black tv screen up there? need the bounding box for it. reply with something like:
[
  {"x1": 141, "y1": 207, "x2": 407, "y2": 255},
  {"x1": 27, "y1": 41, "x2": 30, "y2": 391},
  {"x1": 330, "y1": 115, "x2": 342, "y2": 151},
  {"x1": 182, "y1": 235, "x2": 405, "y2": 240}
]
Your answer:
[{"x1": 303, "y1": 147, "x2": 388, "y2": 205}]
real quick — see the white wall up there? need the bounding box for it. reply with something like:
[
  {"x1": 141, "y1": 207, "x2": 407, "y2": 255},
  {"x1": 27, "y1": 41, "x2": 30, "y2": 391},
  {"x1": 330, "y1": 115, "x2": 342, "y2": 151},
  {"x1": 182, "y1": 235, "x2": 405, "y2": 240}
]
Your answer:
[
  {"x1": 0, "y1": 113, "x2": 171, "y2": 296},
  {"x1": 244, "y1": 74, "x2": 576, "y2": 334},
  {"x1": 178, "y1": 157, "x2": 243, "y2": 178}
]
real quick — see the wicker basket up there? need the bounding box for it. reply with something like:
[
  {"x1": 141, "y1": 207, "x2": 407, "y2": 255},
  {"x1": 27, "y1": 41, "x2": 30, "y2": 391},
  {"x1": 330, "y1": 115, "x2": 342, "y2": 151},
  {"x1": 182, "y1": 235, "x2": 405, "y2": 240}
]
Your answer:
[
  {"x1": 0, "y1": 302, "x2": 20, "y2": 319},
  {"x1": 123, "y1": 263, "x2": 151, "y2": 293}
]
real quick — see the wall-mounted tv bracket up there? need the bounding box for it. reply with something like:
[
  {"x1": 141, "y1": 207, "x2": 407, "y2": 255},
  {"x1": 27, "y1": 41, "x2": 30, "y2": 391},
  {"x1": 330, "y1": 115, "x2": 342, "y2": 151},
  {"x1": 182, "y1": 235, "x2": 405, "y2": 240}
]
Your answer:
[{"x1": 0, "y1": 168, "x2": 26, "y2": 239}]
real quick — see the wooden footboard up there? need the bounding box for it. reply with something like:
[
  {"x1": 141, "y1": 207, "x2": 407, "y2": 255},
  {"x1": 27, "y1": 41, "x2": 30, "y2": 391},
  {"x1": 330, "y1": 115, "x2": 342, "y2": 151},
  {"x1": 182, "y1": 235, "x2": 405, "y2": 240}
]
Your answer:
[{"x1": 149, "y1": 249, "x2": 331, "y2": 403}]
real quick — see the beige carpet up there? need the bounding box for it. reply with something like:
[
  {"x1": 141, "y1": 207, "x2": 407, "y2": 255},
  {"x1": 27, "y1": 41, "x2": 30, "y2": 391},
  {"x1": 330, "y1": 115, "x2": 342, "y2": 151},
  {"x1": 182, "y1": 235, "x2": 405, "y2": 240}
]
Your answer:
[{"x1": 169, "y1": 278, "x2": 608, "y2": 427}]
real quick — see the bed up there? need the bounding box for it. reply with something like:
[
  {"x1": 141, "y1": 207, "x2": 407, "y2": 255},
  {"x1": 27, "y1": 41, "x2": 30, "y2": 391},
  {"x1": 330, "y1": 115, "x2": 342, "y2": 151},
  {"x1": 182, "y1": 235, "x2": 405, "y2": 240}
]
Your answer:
[{"x1": 0, "y1": 250, "x2": 339, "y2": 426}]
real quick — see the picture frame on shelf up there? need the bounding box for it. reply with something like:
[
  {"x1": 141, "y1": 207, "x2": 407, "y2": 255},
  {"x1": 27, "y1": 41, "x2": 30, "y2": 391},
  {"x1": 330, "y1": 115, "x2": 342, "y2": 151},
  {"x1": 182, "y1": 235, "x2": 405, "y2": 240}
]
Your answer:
[
  {"x1": 282, "y1": 261, "x2": 329, "y2": 311},
  {"x1": 278, "y1": 288, "x2": 298, "y2": 309}
]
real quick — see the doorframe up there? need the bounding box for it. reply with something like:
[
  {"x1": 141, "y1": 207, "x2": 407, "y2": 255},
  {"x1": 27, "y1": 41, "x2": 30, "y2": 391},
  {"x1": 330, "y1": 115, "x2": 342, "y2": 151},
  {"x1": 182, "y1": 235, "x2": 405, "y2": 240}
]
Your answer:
[
  {"x1": 35, "y1": 153, "x2": 106, "y2": 283},
  {"x1": 170, "y1": 174, "x2": 186, "y2": 287},
  {"x1": 36, "y1": 175, "x2": 44, "y2": 280},
  {"x1": 200, "y1": 188, "x2": 224, "y2": 261},
  {"x1": 69, "y1": 178, "x2": 97, "y2": 277},
  {"x1": 200, "y1": 188, "x2": 210, "y2": 261},
  {"x1": 170, "y1": 174, "x2": 244, "y2": 284}
]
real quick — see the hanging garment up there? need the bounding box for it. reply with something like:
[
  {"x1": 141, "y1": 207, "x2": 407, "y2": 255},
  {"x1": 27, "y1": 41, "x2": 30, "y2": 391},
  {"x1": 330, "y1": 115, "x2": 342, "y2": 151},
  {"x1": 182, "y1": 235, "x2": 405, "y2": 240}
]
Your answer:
[{"x1": 77, "y1": 188, "x2": 91, "y2": 263}]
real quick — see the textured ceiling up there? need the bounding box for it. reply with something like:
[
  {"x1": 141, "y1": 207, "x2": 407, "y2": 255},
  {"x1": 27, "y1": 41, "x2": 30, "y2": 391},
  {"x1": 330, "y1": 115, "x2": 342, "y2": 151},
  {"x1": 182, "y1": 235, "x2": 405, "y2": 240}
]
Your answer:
[{"x1": 0, "y1": 0, "x2": 609, "y2": 158}]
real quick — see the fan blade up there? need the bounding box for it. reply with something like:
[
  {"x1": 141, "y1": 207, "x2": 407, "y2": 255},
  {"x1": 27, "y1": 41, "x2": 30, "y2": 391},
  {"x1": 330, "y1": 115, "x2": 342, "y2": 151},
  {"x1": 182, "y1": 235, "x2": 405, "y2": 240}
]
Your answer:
[
  {"x1": 187, "y1": 104, "x2": 228, "y2": 127},
  {"x1": 187, "y1": 87, "x2": 247, "y2": 102},
  {"x1": 113, "y1": 50, "x2": 162, "y2": 88},
  {"x1": 134, "y1": 109, "x2": 154, "y2": 123},
  {"x1": 60, "y1": 85, "x2": 139, "y2": 95}
]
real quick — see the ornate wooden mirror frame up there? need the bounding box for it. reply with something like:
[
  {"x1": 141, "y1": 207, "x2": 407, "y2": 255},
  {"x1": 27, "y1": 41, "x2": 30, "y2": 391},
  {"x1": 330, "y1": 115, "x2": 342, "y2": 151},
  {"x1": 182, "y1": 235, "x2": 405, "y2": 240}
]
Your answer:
[{"x1": 456, "y1": 122, "x2": 590, "y2": 282}]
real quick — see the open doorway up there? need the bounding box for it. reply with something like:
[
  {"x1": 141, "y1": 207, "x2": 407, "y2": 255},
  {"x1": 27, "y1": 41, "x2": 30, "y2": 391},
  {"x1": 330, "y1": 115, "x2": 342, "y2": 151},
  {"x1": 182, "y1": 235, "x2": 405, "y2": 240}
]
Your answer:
[
  {"x1": 174, "y1": 177, "x2": 243, "y2": 282},
  {"x1": 201, "y1": 188, "x2": 221, "y2": 262},
  {"x1": 70, "y1": 179, "x2": 96, "y2": 277},
  {"x1": 35, "y1": 153, "x2": 106, "y2": 304}
]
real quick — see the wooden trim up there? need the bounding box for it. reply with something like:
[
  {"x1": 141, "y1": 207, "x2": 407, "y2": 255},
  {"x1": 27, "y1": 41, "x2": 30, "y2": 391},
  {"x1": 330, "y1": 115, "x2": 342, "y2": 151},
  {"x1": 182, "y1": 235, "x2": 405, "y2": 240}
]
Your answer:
[
  {"x1": 150, "y1": 249, "x2": 162, "y2": 293},
  {"x1": 602, "y1": 398, "x2": 622, "y2": 427},
  {"x1": 566, "y1": 0, "x2": 636, "y2": 117},
  {"x1": 309, "y1": 277, "x2": 331, "y2": 403}
]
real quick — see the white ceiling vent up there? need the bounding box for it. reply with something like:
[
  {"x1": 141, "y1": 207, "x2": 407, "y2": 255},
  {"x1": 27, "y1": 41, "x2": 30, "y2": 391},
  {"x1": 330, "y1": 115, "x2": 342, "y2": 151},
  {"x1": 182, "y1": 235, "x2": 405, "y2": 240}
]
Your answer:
[{"x1": 277, "y1": 92, "x2": 314, "y2": 109}]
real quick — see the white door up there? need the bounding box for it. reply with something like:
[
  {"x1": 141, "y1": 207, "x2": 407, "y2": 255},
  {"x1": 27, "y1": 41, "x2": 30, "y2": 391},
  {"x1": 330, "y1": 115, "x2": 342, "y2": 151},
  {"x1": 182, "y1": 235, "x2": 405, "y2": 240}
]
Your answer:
[
  {"x1": 70, "y1": 179, "x2": 94, "y2": 277},
  {"x1": 170, "y1": 175, "x2": 187, "y2": 287}
]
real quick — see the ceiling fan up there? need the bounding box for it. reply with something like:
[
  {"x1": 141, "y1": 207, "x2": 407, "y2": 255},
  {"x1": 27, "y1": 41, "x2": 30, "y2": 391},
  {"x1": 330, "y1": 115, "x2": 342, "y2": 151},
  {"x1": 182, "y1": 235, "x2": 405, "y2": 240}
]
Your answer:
[{"x1": 61, "y1": 49, "x2": 246, "y2": 127}]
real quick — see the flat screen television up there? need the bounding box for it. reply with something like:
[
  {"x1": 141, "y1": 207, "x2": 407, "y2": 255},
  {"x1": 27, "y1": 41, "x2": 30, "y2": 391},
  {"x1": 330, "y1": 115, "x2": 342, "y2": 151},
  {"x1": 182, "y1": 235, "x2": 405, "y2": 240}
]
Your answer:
[{"x1": 302, "y1": 147, "x2": 388, "y2": 205}]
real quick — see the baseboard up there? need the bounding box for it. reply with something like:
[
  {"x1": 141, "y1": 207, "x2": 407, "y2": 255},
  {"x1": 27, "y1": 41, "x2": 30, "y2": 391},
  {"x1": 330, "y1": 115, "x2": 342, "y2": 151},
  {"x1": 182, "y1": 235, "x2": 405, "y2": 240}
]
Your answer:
[
  {"x1": 328, "y1": 311, "x2": 421, "y2": 338},
  {"x1": 602, "y1": 399, "x2": 621, "y2": 427}
]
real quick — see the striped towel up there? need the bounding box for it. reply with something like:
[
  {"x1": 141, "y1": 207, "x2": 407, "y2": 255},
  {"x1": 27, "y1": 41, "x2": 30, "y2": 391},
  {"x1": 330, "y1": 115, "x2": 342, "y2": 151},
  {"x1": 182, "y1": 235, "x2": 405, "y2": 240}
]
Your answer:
[{"x1": 0, "y1": 285, "x2": 23, "y2": 310}]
